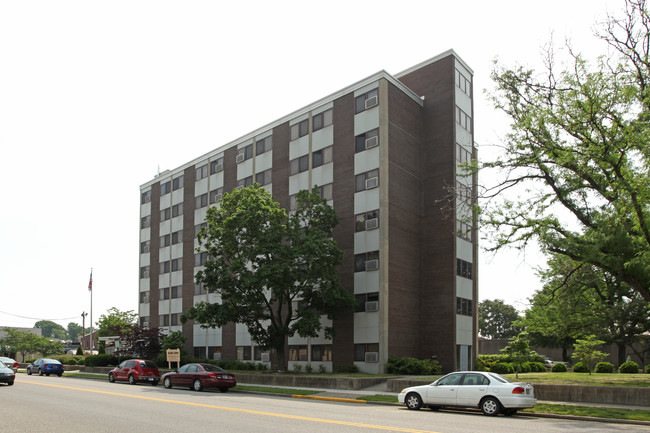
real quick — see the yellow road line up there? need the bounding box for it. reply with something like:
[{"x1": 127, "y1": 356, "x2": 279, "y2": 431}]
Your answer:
[{"x1": 17, "y1": 380, "x2": 438, "y2": 433}]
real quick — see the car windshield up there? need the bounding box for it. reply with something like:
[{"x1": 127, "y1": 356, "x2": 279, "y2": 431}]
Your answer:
[
  {"x1": 0, "y1": 361, "x2": 6, "y2": 368},
  {"x1": 202, "y1": 364, "x2": 225, "y2": 372},
  {"x1": 141, "y1": 361, "x2": 157, "y2": 368},
  {"x1": 43, "y1": 359, "x2": 60, "y2": 364},
  {"x1": 488, "y1": 372, "x2": 511, "y2": 383}
]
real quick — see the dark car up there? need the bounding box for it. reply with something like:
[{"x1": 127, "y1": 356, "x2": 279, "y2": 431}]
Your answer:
[
  {"x1": 108, "y1": 359, "x2": 160, "y2": 386},
  {"x1": 26, "y1": 358, "x2": 64, "y2": 377},
  {"x1": 162, "y1": 363, "x2": 236, "y2": 392},
  {"x1": 0, "y1": 360, "x2": 15, "y2": 385}
]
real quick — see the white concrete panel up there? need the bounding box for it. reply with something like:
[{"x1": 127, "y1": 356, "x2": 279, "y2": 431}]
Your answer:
[
  {"x1": 209, "y1": 171, "x2": 224, "y2": 188},
  {"x1": 207, "y1": 328, "x2": 222, "y2": 346},
  {"x1": 354, "y1": 107, "x2": 380, "y2": 136},
  {"x1": 139, "y1": 304, "x2": 150, "y2": 317},
  {"x1": 140, "y1": 202, "x2": 151, "y2": 216},
  {"x1": 354, "y1": 146, "x2": 380, "y2": 174},
  {"x1": 353, "y1": 312, "x2": 379, "y2": 343},
  {"x1": 457, "y1": 239, "x2": 473, "y2": 262},
  {"x1": 456, "y1": 315, "x2": 474, "y2": 345},
  {"x1": 455, "y1": 87, "x2": 472, "y2": 115},
  {"x1": 256, "y1": 151, "x2": 273, "y2": 171},
  {"x1": 171, "y1": 244, "x2": 183, "y2": 259},
  {"x1": 193, "y1": 325, "x2": 206, "y2": 346},
  {"x1": 263, "y1": 184, "x2": 272, "y2": 195},
  {"x1": 236, "y1": 324, "x2": 252, "y2": 345},
  {"x1": 354, "y1": 229, "x2": 380, "y2": 254},
  {"x1": 456, "y1": 276, "x2": 473, "y2": 300},
  {"x1": 139, "y1": 278, "x2": 150, "y2": 292},
  {"x1": 195, "y1": 178, "x2": 209, "y2": 195},
  {"x1": 159, "y1": 247, "x2": 170, "y2": 262},
  {"x1": 160, "y1": 194, "x2": 171, "y2": 209},
  {"x1": 170, "y1": 298, "x2": 184, "y2": 313},
  {"x1": 140, "y1": 228, "x2": 150, "y2": 242},
  {"x1": 289, "y1": 172, "x2": 310, "y2": 195},
  {"x1": 237, "y1": 159, "x2": 253, "y2": 179},
  {"x1": 456, "y1": 123, "x2": 472, "y2": 148},
  {"x1": 171, "y1": 216, "x2": 183, "y2": 232},
  {"x1": 312, "y1": 127, "x2": 333, "y2": 151},
  {"x1": 158, "y1": 273, "x2": 170, "y2": 287},
  {"x1": 289, "y1": 136, "x2": 310, "y2": 159},
  {"x1": 159, "y1": 299, "x2": 169, "y2": 313},
  {"x1": 354, "y1": 270, "x2": 379, "y2": 294},
  {"x1": 159, "y1": 220, "x2": 170, "y2": 236},
  {"x1": 194, "y1": 208, "x2": 207, "y2": 225},
  {"x1": 207, "y1": 293, "x2": 222, "y2": 303},
  {"x1": 354, "y1": 272, "x2": 366, "y2": 293},
  {"x1": 354, "y1": 188, "x2": 380, "y2": 215},
  {"x1": 171, "y1": 271, "x2": 183, "y2": 286},
  {"x1": 171, "y1": 189, "x2": 184, "y2": 204},
  {"x1": 311, "y1": 165, "x2": 333, "y2": 186},
  {"x1": 140, "y1": 254, "x2": 150, "y2": 267}
]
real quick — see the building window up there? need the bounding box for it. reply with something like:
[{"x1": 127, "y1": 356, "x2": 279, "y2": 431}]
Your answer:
[
  {"x1": 255, "y1": 136, "x2": 272, "y2": 155},
  {"x1": 195, "y1": 222, "x2": 207, "y2": 236},
  {"x1": 171, "y1": 258, "x2": 182, "y2": 272},
  {"x1": 172, "y1": 203, "x2": 183, "y2": 218},
  {"x1": 236, "y1": 144, "x2": 253, "y2": 163},
  {"x1": 160, "y1": 181, "x2": 171, "y2": 196},
  {"x1": 457, "y1": 258, "x2": 473, "y2": 280},
  {"x1": 354, "y1": 343, "x2": 379, "y2": 362},
  {"x1": 210, "y1": 188, "x2": 223, "y2": 204},
  {"x1": 355, "y1": 128, "x2": 379, "y2": 153},
  {"x1": 160, "y1": 261, "x2": 170, "y2": 274},
  {"x1": 160, "y1": 314, "x2": 169, "y2": 327},
  {"x1": 290, "y1": 119, "x2": 309, "y2": 141},
  {"x1": 140, "y1": 241, "x2": 150, "y2": 254},
  {"x1": 355, "y1": 88, "x2": 379, "y2": 114},
  {"x1": 457, "y1": 297, "x2": 473, "y2": 316},
  {"x1": 456, "y1": 106, "x2": 472, "y2": 132},
  {"x1": 141, "y1": 215, "x2": 151, "y2": 229},
  {"x1": 456, "y1": 143, "x2": 473, "y2": 165},
  {"x1": 290, "y1": 155, "x2": 309, "y2": 175},
  {"x1": 354, "y1": 250, "x2": 379, "y2": 272},
  {"x1": 195, "y1": 193, "x2": 208, "y2": 209},
  {"x1": 455, "y1": 69, "x2": 471, "y2": 96},
  {"x1": 288, "y1": 345, "x2": 308, "y2": 361},
  {"x1": 140, "y1": 266, "x2": 150, "y2": 279},
  {"x1": 312, "y1": 109, "x2": 332, "y2": 132},
  {"x1": 255, "y1": 169, "x2": 272, "y2": 186},
  {"x1": 160, "y1": 234, "x2": 170, "y2": 247},
  {"x1": 172, "y1": 230, "x2": 182, "y2": 244},
  {"x1": 140, "y1": 317, "x2": 149, "y2": 327},
  {"x1": 210, "y1": 157, "x2": 224, "y2": 174},
  {"x1": 237, "y1": 346, "x2": 252, "y2": 361},
  {"x1": 456, "y1": 219, "x2": 472, "y2": 241},
  {"x1": 194, "y1": 283, "x2": 207, "y2": 295},
  {"x1": 237, "y1": 176, "x2": 253, "y2": 188},
  {"x1": 171, "y1": 285, "x2": 181, "y2": 299},
  {"x1": 170, "y1": 313, "x2": 179, "y2": 326},
  {"x1": 311, "y1": 344, "x2": 332, "y2": 362},
  {"x1": 456, "y1": 181, "x2": 472, "y2": 204},
  {"x1": 355, "y1": 209, "x2": 379, "y2": 232},
  {"x1": 312, "y1": 146, "x2": 332, "y2": 168},
  {"x1": 173, "y1": 175, "x2": 184, "y2": 190},
  {"x1": 318, "y1": 183, "x2": 333, "y2": 201},
  {"x1": 195, "y1": 252, "x2": 208, "y2": 267},
  {"x1": 139, "y1": 291, "x2": 150, "y2": 304},
  {"x1": 141, "y1": 190, "x2": 151, "y2": 204},
  {"x1": 196, "y1": 164, "x2": 209, "y2": 180},
  {"x1": 160, "y1": 207, "x2": 171, "y2": 222},
  {"x1": 355, "y1": 169, "x2": 379, "y2": 192},
  {"x1": 354, "y1": 292, "x2": 379, "y2": 312}
]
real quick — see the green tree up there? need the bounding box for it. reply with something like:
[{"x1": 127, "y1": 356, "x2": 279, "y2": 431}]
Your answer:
[
  {"x1": 67, "y1": 322, "x2": 83, "y2": 341},
  {"x1": 182, "y1": 185, "x2": 356, "y2": 370},
  {"x1": 478, "y1": 299, "x2": 521, "y2": 339},
  {"x1": 96, "y1": 308, "x2": 138, "y2": 337},
  {"x1": 572, "y1": 335, "x2": 608, "y2": 375},
  {"x1": 1, "y1": 328, "x2": 41, "y2": 360},
  {"x1": 478, "y1": 0, "x2": 650, "y2": 302},
  {"x1": 161, "y1": 331, "x2": 186, "y2": 352},
  {"x1": 112, "y1": 325, "x2": 163, "y2": 360},
  {"x1": 34, "y1": 320, "x2": 66, "y2": 340},
  {"x1": 501, "y1": 332, "x2": 537, "y2": 378},
  {"x1": 36, "y1": 337, "x2": 65, "y2": 357}
]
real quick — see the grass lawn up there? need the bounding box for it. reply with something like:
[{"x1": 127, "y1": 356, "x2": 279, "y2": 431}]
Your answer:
[{"x1": 503, "y1": 372, "x2": 650, "y2": 387}]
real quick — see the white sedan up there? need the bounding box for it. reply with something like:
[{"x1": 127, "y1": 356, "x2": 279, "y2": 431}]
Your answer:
[{"x1": 398, "y1": 371, "x2": 536, "y2": 416}]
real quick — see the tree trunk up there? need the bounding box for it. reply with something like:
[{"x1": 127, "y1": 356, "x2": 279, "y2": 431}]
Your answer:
[{"x1": 617, "y1": 342, "x2": 626, "y2": 367}]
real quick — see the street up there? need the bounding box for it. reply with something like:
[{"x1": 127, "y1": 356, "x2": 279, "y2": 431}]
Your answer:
[{"x1": 2, "y1": 375, "x2": 646, "y2": 433}]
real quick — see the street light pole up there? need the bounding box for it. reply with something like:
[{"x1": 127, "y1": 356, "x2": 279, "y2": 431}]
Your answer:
[{"x1": 81, "y1": 312, "x2": 88, "y2": 351}]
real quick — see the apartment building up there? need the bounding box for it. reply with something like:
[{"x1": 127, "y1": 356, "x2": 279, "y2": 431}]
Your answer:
[{"x1": 139, "y1": 49, "x2": 477, "y2": 373}]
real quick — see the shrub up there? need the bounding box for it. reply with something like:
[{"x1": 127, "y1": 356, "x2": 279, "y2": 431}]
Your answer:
[
  {"x1": 292, "y1": 364, "x2": 303, "y2": 373},
  {"x1": 76, "y1": 346, "x2": 84, "y2": 356},
  {"x1": 619, "y1": 361, "x2": 639, "y2": 374},
  {"x1": 551, "y1": 362, "x2": 568, "y2": 372},
  {"x1": 386, "y1": 356, "x2": 442, "y2": 375},
  {"x1": 531, "y1": 362, "x2": 546, "y2": 372},
  {"x1": 595, "y1": 362, "x2": 615, "y2": 373},
  {"x1": 490, "y1": 362, "x2": 514, "y2": 374},
  {"x1": 645, "y1": 364, "x2": 650, "y2": 374},
  {"x1": 77, "y1": 357, "x2": 85, "y2": 365},
  {"x1": 475, "y1": 354, "x2": 509, "y2": 372},
  {"x1": 318, "y1": 364, "x2": 327, "y2": 374},
  {"x1": 85, "y1": 354, "x2": 117, "y2": 367},
  {"x1": 572, "y1": 362, "x2": 589, "y2": 373},
  {"x1": 63, "y1": 357, "x2": 78, "y2": 366},
  {"x1": 305, "y1": 364, "x2": 313, "y2": 373},
  {"x1": 334, "y1": 364, "x2": 359, "y2": 374}
]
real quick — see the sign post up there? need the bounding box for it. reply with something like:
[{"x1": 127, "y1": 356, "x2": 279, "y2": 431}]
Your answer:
[{"x1": 166, "y1": 349, "x2": 181, "y2": 370}]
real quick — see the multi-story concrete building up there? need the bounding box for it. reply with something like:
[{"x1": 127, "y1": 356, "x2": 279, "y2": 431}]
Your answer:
[{"x1": 139, "y1": 50, "x2": 477, "y2": 373}]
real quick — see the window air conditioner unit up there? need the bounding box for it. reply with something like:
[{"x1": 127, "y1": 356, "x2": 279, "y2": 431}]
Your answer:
[
  {"x1": 213, "y1": 352, "x2": 222, "y2": 360},
  {"x1": 365, "y1": 218, "x2": 379, "y2": 230},
  {"x1": 365, "y1": 177, "x2": 379, "y2": 189},
  {"x1": 365, "y1": 301, "x2": 379, "y2": 312},
  {"x1": 236, "y1": 153, "x2": 245, "y2": 163},
  {"x1": 365, "y1": 352, "x2": 379, "y2": 363},
  {"x1": 143, "y1": 270, "x2": 150, "y2": 278},
  {"x1": 143, "y1": 322, "x2": 149, "y2": 328},
  {"x1": 142, "y1": 295, "x2": 150, "y2": 304},
  {"x1": 143, "y1": 245, "x2": 150, "y2": 253},
  {"x1": 215, "y1": 193, "x2": 223, "y2": 202},
  {"x1": 365, "y1": 136, "x2": 378, "y2": 149},
  {"x1": 215, "y1": 162, "x2": 223, "y2": 172},
  {"x1": 261, "y1": 353, "x2": 270, "y2": 362},
  {"x1": 364, "y1": 96, "x2": 378, "y2": 109},
  {"x1": 365, "y1": 259, "x2": 379, "y2": 271},
  {"x1": 144, "y1": 195, "x2": 151, "y2": 203}
]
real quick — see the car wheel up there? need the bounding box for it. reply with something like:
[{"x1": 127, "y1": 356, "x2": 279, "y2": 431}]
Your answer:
[
  {"x1": 46, "y1": 373, "x2": 50, "y2": 376},
  {"x1": 219, "y1": 387, "x2": 229, "y2": 393},
  {"x1": 38, "y1": 369, "x2": 43, "y2": 376},
  {"x1": 128, "y1": 374, "x2": 136, "y2": 385},
  {"x1": 151, "y1": 380, "x2": 159, "y2": 386},
  {"x1": 503, "y1": 408, "x2": 518, "y2": 416},
  {"x1": 480, "y1": 397, "x2": 501, "y2": 416},
  {"x1": 164, "y1": 377, "x2": 172, "y2": 389},
  {"x1": 108, "y1": 373, "x2": 115, "y2": 383},
  {"x1": 192, "y1": 379, "x2": 203, "y2": 392},
  {"x1": 57, "y1": 373, "x2": 62, "y2": 377},
  {"x1": 27, "y1": 368, "x2": 32, "y2": 375},
  {"x1": 405, "y1": 393, "x2": 423, "y2": 410},
  {"x1": 8, "y1": 380, "x2": 14, "y2": 386}
]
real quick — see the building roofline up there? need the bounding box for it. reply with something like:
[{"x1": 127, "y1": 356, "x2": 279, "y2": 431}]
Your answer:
[{"x1": 395, "y1": 49, "x2": 473, "y2": 78}]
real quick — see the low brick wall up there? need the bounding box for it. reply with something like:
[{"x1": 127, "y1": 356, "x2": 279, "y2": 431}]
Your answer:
[{"x1": 235, "y1": 373, "x2": 388, "y2": 390}]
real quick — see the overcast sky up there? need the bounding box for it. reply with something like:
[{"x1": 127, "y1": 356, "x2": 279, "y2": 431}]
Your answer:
[{"x1": 0, "y1": 0, "x2": 624, "y2": 330}]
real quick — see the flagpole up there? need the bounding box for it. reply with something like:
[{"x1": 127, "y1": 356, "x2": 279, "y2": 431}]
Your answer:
[{"x1": 88, "y1": 268, "x2": 93, "y2": 352}]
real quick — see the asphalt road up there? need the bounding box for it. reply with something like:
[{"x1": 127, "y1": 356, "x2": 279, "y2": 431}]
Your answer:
[{"x1": 3, "y1": 375, "x2": 647, "y2": 433}]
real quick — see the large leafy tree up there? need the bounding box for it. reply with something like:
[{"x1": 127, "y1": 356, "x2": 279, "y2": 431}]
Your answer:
[
  {"x1": 66, "y1": 322, "x2": 83, "y2": 341},
  {"x1": 480, "y1": 0, "x2": 650, "y2": 302},
  {"x1": 111, "y1": 324, "x2": 164, "y2": 360},
  {"x1": 1, "y1": 328, "x2": 41, "y2": 360},
  {"x1": 478, "y1": 299, "x2": 521, "y2": 339},
  {"x1": 96, "y1": 308, "x2": 138, "y2": 337},
  {"x1": 34, "y1": 320, "x2": 66, "y2": 340},
  {"x1": 182, "y1": 185, "x2": 356, "y2": 370}
]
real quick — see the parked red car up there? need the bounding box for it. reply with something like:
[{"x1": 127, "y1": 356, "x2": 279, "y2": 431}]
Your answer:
[
  {"x1": 162, "y1": 363, "x2": 236, "y2": 392},
  {"x1": 108, "y1": 359, "x2": 160, "y2": 386}
]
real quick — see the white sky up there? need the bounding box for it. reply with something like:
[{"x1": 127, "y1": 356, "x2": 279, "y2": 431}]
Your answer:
[{"x1": 0, "y1": 0, "x2": 624, "y2": 329}]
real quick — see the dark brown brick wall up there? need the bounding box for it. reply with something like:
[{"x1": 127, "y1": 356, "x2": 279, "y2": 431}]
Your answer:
[
  {"x1": 181, "y1": 166, "x2": 196, "y2": 348},
  {"x1": 149, "y1": 182, "x2": 160, "y2": 328}
]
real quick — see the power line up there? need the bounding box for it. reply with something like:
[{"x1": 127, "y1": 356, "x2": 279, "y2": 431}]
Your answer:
[{"x1": 0, "y1": 310, "x2": 79, "y2": 322}]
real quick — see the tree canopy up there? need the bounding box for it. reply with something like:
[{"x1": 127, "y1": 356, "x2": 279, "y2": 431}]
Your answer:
[
  {"x1": 96, "y1": 308, "x2": 138, "y2": 337},
  {"x1": 182, "y1": 185, "x2": 356, "y2": 370},
  {"x1": 67, "y1": 322, "x2": 83, "y2": 341},
  {"x1": 34, "y1": 320, "x2": 66, "y2": 340},
  {"x1": 478, "y1": 299, "x2": 521, "y2": 339},
  {"x1": 479, "y1": 0, "x2": 650, "y2": 302}
]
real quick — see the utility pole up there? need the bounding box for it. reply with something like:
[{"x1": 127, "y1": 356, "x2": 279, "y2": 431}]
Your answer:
[{"x1": 81, "y1": 312, "x2": 88, "y2": 351}]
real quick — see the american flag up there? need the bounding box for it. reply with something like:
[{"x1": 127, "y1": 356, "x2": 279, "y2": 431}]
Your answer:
[{"x1": 88, "y1": 270, "x2": 93, "y2": 292}]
